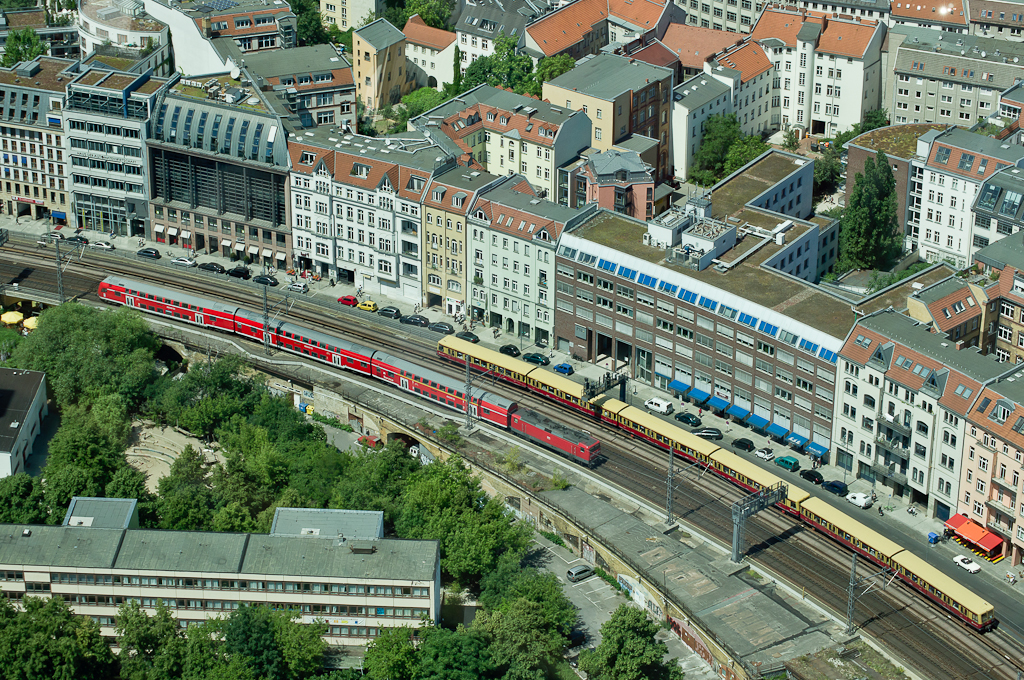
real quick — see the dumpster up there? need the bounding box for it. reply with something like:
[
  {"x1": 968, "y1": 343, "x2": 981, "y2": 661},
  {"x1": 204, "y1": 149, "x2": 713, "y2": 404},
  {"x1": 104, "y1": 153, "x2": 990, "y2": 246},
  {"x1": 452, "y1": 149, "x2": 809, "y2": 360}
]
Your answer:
[{"x1": 928, "y1": 532, "x2": 939, "y2": 544}]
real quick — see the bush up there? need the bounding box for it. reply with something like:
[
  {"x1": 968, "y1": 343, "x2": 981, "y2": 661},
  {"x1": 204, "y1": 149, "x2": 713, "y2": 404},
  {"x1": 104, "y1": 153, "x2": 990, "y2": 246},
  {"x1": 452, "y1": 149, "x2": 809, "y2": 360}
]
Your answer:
[{"x1": 539, "y1": 530, "x2": 565, "y2": 548}]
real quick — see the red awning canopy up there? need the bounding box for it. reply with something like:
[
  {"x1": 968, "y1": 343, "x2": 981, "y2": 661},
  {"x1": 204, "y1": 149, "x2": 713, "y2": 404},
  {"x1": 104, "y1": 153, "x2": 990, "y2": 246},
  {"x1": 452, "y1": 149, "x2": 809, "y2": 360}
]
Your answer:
[
  {"x1": 978, "y1": 532, "x2": 1004, "y2": 553},
  {"x1": 945, "y1": 513, "x2": 970, "y2": 531},
  {"x1": 945, "y1": 513, "x2": 1003, "y2": 554}
]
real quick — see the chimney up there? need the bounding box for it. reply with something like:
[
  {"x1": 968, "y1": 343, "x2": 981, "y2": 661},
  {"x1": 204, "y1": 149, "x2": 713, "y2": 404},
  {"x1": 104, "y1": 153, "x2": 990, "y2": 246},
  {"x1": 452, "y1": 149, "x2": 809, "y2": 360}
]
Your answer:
[{"x1": 202, "y1": 14, "x2": 211, "y2": 37}]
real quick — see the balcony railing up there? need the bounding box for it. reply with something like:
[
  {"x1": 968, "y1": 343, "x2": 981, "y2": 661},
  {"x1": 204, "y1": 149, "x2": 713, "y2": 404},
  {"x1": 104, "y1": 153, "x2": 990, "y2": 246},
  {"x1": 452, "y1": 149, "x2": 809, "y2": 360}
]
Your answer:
[
  {"x1": 871, "y1": 463, "x2": 908, "y2": 486},
  {"x1": 874, "y1": 435, "x2": 909, "y2": 458},
  {"x1": 987, "y1": 520, "x2": 1014, "y2": 536},
  {"x1": 985, "y1": 497, "x2": 1016, "y2": 517},
  {"x1": 992, "y1": 476, "x2": 1018, "y2": 493}
]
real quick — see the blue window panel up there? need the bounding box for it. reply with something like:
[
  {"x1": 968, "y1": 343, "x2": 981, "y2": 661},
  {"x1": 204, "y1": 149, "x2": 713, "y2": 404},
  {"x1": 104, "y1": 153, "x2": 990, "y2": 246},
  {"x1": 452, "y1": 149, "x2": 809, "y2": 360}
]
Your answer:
[
  {"x1": 598, "y1": 258, "x2": 617, "y2": 272},
  {"x1": 799, "y1": 338, "x2": 819, "y2": 354},
  {"x1": 698, "y1": 296, "x2": 718, "y2": 310},
  {"x1": 758, "y1": 320, "x2": 779, "y2": 337},
  {"x1": 738, "y1": 312, "x2": 758, "y2": 327},
  {"x1": 617, "y1": 265, "x2": 637, "y2": 281},
  {"x1": 679, "y1": 289, "x2": 698, "y2": 303},
  {"x1": 658, "y1": 281, "x2": 678, "y2": 295},
  {"x1": 819, "y1": 348, "x2": 838, "y2": 363},
  {"x1": 637, "y1": 273, "x2": 658, "y2": 288}
]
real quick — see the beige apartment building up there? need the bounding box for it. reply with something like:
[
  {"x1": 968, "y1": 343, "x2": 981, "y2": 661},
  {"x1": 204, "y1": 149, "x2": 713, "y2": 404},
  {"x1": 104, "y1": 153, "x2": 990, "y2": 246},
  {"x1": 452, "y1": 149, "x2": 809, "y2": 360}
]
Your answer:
[{"x1": 353, "y1": 18, "x2": 409, "y2": 112}]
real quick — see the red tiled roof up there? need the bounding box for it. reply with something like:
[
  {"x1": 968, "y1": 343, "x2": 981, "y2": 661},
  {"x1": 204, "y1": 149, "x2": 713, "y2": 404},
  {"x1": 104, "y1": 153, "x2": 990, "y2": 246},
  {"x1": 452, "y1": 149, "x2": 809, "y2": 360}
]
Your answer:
[
  {"x1": 398, "y1": 166, "x2": 431, "y2": 202},
  {"x1": 659, "y1": 23, "x2": 739, "y2": 70},
  {"x1": 403, "y1": 14, "x2": 456, "y2": 50},
  {"x1": 473, "y1": 198, "x2": 566, "y2": 241},
  {"x1": 713, "y1": 40, "x2": 772, "y2": 83},
  {"x1": 526, "y1": 0, "x2": 608, "y2": 57},
  {"x1": 752, "y1": 7, "x2": 878, "y2": 58},
  {"x1": 288, "y1": 143, "x2": 335, "y2": 174},
  {"x1": 437, "y1": 102, "x2": 565, "y2": 150},
  {"x1": 751, "y1": 7, "x2": 814, "y2": 47},
  {"x1": 890, "y1": 1, "x2": 968, "y2": 26},
  {"x1": 423, "y1": 180, "x2": 471, "y2": 214},
  {"x1": 608, "y1": 0, "x2": 667, "y2": 28},
  {"x1": 817, "y1": 19, "x2": 878, "y2": 59},
  {"x1": 197, "y1": 9, "x2": 291, "y2": 39},
  {"x1": 925, "y1": 287, "x2": 981, "y2": 333},
  {"x1": 969, "y1": 385, "x2": 1024, "y2": 448},
  {"x1": 512, "y1": 179, "x2": 535, "y2": 194},
  {"x1": 631, "y1": 40, "x2": 679, "y2": 69},
  {"x1": 926, "y1": 143, "x2": 1006, "y2": 181},
  {"x1": 264, "y1": 67, "x2": 353, "y2": 93}
]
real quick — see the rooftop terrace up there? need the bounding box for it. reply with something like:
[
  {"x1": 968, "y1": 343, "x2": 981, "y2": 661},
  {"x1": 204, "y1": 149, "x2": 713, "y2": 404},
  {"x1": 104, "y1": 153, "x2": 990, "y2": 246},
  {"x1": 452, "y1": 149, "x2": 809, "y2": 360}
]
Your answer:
[{"x1": 851, "y1": 123, "x2": 948, "y2": 159}]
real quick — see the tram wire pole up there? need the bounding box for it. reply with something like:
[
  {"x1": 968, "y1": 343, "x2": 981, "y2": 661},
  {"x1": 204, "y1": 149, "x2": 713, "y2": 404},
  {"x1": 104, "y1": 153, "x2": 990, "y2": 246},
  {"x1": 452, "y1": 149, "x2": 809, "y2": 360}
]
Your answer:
[
  {"x1": 844, "y1": 552, "x2": 890, "y2": 635},
  {"x1": 262, "y1": 265, "x2": 270, "y2": 356},
  {"x1": 55, "y1": 238, "x2": 65, "y2": 303}
]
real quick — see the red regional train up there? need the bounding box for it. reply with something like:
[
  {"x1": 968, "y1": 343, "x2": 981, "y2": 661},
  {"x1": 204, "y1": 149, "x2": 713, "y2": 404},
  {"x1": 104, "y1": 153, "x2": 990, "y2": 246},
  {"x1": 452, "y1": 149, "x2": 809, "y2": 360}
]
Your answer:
[{"x1": 97, "y1": 276, "x2": 599, "y2": 465}]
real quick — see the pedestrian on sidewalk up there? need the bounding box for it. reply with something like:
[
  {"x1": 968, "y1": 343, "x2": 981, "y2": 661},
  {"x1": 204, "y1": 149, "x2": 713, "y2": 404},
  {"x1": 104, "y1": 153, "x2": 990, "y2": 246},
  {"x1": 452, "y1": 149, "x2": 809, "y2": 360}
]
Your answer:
[{"x1": 698, "y1": 408, "x2": 703, "y2": 417}]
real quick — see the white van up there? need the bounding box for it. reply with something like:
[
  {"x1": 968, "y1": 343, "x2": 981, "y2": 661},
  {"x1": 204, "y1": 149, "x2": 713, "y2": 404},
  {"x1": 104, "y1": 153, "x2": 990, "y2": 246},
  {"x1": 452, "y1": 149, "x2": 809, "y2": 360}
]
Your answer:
[{"x1": 644, "y1": 397, "x2": 673, "y2": 415}]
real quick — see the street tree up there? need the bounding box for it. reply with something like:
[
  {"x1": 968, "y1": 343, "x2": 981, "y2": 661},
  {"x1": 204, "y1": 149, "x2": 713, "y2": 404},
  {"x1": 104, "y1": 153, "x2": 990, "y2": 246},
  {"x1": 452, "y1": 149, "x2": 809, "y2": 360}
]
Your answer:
[
  {"x1": 480, "y1": 552, "x2": 576, "y2": 635},
  {"x1": 474, "y1": 598, "x2": 566, "y2": 674},
  {"x1": 838, "y1": 150, "x2": 900, "y2": 272},
  {"x1": 578, "y1": 605, "x2": 684, "y2": 680}
]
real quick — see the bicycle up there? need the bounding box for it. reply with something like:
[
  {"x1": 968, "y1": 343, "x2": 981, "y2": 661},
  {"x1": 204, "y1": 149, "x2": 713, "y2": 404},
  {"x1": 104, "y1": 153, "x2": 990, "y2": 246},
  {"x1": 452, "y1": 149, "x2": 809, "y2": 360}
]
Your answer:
[{"x1": 883, "y1": 504, "x2": 895, "y2": 512}]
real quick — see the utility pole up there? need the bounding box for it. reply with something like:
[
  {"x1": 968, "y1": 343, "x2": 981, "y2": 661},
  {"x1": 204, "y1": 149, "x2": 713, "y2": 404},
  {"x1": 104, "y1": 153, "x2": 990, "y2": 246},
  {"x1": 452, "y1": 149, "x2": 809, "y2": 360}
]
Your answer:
[
  {"x1": 730, "y1": 483, "x2": 788, "y2": 563},
  {"x1": 54, "y1": 238, "x2": 65, "y2": 303},
  {"x1": 665, "y1": 446, "x2": 675, "y2": 523},
  {"x1": 262, "y1": 274, "x2": 271, "y2": 356},
  {"x1": 845, "y1": 553, "x2": 890, "y2": 635}
]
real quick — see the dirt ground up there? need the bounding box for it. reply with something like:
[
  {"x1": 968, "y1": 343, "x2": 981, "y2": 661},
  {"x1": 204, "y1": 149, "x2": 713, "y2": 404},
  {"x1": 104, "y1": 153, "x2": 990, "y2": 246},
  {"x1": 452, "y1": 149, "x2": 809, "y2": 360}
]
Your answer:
[
  {"x1": 783, "y1": 641, "x2": 909, "y2": 680},
  {"x1": 125, "y1": 420, "x2": 223, "y2": 493}
]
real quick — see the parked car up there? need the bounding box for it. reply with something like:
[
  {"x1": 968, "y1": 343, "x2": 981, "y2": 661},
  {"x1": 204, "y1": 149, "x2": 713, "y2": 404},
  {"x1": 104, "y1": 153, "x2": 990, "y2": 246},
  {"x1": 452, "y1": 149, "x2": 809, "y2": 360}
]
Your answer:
[
  {"x1": 287, "y1": 281, "x2": 309, "y2": 294},
  {"x1": 693, "y1": 427, "x2": 723, "y2": 441},
  {"x1": 400, "y1": 314, "x2": 429, "y2": 327},
  {"x1": 674, "y1": 412, "x2": 701, "y2": 426},
  {"x1": 456, "y1": 331, "x2": 479, "y2": 343},
  {"x1": 953, "y1": 555, "x2": 981, "y2": 574},
  {"x1": 357, "y1": 300, "x2": 378, "y2": 312},
  {"x1": 499, "y1": 344, "x2": 521, "y2": 357},
  {"x1": 775, "y1": 456, "x2": 800, "y2": 472},
  {"x1": 428, "y1": 321, "x2": 455, "y2": 334},
  {"x1": 66, "y1": 235, "x2": 89, "y2": 246},
  {"x1": 523, "y1": 352, "x2": 550, "y2": 366},
  {"x1": 553, "y1": 363, "x2": 574, "y2": 375},
  {"x1": 644, "y1": 397, "x2": 673, "y2": 415},
  {"x1": 822, "y1": 480, "x2": 849, "y2": 496},
  {"x1": 846, "y1": 492, "x2": 873, "y2": 509},
  {"x1": 732, "y1": 438, "x2": 755, "y2": 452},
  {"x1": 171, "y1": 257, "x2": 197, "y2": 268},
  {"x1": 799, "y1": 469, "x2": 824, "y2": 485},
  {"x1": 378, "y1": 306, "x2": 402, "y2": 319},
  {"x1": 566, "y1": 565, "x2": 594, "y2": 583},
  {"x1": 137, "y1": 247, "x2": 161, "y2": 259},
  {"x1": 338, "y1": 295, "x2": 358, "y2": 306},
  {"x1": 198, "y1": 261, "x2": 225, "y2": 273},
  {"x1": 90, "y1": 241, "x2": 115, "y2": 251},
  {"x1": 253, "y1": 274, "x2": 278, "y2": 286},
  {"x1": 227, "y1": 266, "x2": 251, "y2": 279},
  {"x1": 755, "y1": 447, "x2": 774, "y2": 461},
  {"x1": 48, "y1": 231, "x2": 65, "y2": 240}
]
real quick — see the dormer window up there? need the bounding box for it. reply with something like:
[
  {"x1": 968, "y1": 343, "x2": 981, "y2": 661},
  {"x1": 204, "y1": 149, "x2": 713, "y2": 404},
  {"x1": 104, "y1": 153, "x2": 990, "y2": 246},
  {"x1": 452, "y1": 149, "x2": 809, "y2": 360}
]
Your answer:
[
  {"x1": 487, "y1": 112, "x2": 495, "y2": 121},
  {"x1": 432, "y1": 188, "x2": 445, "y2": 201},
  {"x1": 300, "y1": 151, "x2": 317, "y2": 165},
  {"x1": 453, "y1": 197, "x2": 464, "y2": 207},
  {"x1": 407, "y1": 175, "x2": 425, "y2": 191},
  {"x1": 351, "y1": 163, "x2": 371, "y2": 177}
]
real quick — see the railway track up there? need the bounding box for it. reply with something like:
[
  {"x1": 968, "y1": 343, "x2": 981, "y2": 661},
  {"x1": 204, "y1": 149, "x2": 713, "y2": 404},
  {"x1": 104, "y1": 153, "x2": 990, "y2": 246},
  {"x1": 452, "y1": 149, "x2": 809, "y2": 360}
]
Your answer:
[{"x1": 5, "y1": 242, "x2": 1024, "y2": 678}]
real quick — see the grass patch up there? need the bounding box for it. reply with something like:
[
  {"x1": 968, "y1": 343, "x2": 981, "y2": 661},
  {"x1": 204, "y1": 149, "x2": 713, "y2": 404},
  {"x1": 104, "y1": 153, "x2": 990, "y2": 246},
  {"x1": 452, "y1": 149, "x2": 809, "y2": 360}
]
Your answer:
[
  {"x1": 309, "y1": 411, "x2": 353, "y2": 431},
  {"x1": 539, "y1": 531, "x2": 566, "y2": 548},
  {"x1": 746, "y1": 569, "x2": 763, "y2": 581}
]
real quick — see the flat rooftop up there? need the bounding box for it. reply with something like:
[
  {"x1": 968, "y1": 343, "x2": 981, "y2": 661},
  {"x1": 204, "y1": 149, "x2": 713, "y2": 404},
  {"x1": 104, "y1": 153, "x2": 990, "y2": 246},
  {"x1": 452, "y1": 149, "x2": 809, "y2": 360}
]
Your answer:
[
  {"x1": 0, "y1": 57, "x2": 77, "y2": 93},
  {"x1": 169, "y1": 74, "x2": 270, "y2": 113},
  {"x1": 0, "y1": 368, "x2": 44, "y2": 454},
  {"x1": 570, "y1": 211, "x2": 855, "y2": 338},
  {"x1": 851, "y1": 123, "x2": 947, "y2": 159},
  {"x1": 270, "y1": 508, "x2": 384, "y2": 540},
  {"x1": 856, "y1": 265, "x2": 956, "y2": 315},
  {"x1": 80, "y1": 0, "x2": 166, "y2": 33}
]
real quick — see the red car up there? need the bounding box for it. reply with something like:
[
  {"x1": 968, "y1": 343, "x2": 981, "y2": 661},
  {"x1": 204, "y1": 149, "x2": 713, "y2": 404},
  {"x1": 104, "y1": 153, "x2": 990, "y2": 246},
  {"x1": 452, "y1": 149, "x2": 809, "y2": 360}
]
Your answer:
[{"x1": 338, "y1": 295, "x2": 358, "y2": 306}]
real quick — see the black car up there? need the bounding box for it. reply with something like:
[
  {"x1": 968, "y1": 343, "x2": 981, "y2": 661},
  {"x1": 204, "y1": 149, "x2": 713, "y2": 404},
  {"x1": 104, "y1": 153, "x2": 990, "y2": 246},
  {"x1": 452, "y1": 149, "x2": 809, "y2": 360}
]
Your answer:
[
  {"x1": 66, "y1": 235, "x2": 89, "y2": 246},
  {"x1": 378, "y1": 306, "x2": 402, "y2": 320},
  {"x1": 456, "y1": 331, "x2": 479, "y2": 343},
  {"x1": 800, "y1": 469, "x2": 824, "y2": 485},
  {"x1": 400, "y1": 314, "x2": 429, "y2": 327},
  {"x1": 428, "y1": 321, "x2": 455, "y2": 334},
  {"x1": 523, "y1": 352, "x2": 550, "y2": 366},
  {"x1": 732, "y1": 438, "x2": 755, "y2": 452},
  {"x1": 253, "y1": 275, "x2": 279, "y2": 286},
  {"x1": 499, "y1": 344, "x2": 521, "y2": 357},
  {"x1": 822, "y1": 480, "x2": 849, "y2": 496},
  {"x1": 198, "y1": 262, "x2": 226, "y2": 274},
  {"x1": 693, "y1": 427, "x2": 723, "y2": 441},
  {"x1": 137, "y1": 247, "x2": 161, "y2": 259},
  {"x1": 227, "y1": 266, "x2": 251, "y2": 280},
  {"x1": 674, "y1": 412, "x2": 701, "y2": 426}
]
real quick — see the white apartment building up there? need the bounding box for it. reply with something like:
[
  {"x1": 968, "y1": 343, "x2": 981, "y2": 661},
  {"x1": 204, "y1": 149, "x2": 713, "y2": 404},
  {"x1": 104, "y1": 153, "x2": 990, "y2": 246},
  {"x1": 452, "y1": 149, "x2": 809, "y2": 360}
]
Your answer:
[
  {"x1": 908, "y1": 128, "x2": 1024, "y2": 269},
  {"x1": 706, "y1": 40, "x2": 775, "y2": 136},
  {"x1": 287, "y1": 135, "x2": 453, "y2": 300},
  {"x1": 320, "y1": 0, "x2": 384, "y2": 32},
  {"x1": 672, "y1": 76, "x2": 733, "y2": 179},
  {"x1": 833, "y1": 310, "x2": 1011, "y2": 516},
  {"x1": 470, "y1": 177, "x2": 597, "y2": 343},
  {"x1": 402, "y1": 14, "x2": 457, "y2": 91},
  {"x1": 752, "y1": 7, "x2": 886, "y2": 137}
]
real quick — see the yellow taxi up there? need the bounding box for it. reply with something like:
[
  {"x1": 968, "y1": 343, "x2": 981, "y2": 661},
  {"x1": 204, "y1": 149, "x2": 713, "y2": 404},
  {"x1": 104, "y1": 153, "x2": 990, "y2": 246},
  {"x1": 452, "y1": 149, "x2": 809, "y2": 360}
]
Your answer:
[{"x1": 357, "y1": 300, "x2": 378, "y2": 312}]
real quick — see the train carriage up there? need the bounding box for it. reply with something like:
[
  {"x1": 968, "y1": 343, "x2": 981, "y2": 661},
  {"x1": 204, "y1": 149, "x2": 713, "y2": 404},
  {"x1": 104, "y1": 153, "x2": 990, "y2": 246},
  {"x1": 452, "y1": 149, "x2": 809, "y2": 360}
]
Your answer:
[
  {"x1": 373, "y1": 351, "x2": 514, "y2": 428},
  {"x1": 523, "y1": 369, "x2": 587, "y2": 411},
  {"x1": 890, "y1": 551, "x2": 995, "y2": 631},
  {"x1": 274, "y1": 321, "x2": 375, "y2": 374},
  {"x1": 98, "y1": 276, "x2": 238, "y2": 330},
  {"x1": 436, "y1": 336, "x2": 535, "y2": 389},
  {"x1": 510, "y1": 409, "x2": 600, "y2": 467},
  {"x1": 710, "y1": 450, "x2": 811, "y2": 516},
  {"x1": 800, "y1": 497, "x2": 904, "y2": 567}
]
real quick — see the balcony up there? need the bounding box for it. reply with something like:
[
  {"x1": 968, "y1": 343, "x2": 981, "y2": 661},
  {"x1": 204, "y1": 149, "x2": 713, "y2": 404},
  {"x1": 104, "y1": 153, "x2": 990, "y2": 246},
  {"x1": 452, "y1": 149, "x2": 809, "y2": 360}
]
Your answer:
[
  {"x1": 985, "y1": 497, "x2": 1016, "y2": 517},
  {"x1": 871, "y1": 462, "x2": 908, "y2": 486},
  {"x1": 878, "y1": 412, "x2": 911, "y2": 436},
  {"x1": 874, "y1": 435, "x2": 909, "y2": 458},
  {"x1": 992, "y1": 475, "x2": 1018, "y2": 493},
  {"x1": 987, "y1": 520, "x2": 1015, "y2": 536}
]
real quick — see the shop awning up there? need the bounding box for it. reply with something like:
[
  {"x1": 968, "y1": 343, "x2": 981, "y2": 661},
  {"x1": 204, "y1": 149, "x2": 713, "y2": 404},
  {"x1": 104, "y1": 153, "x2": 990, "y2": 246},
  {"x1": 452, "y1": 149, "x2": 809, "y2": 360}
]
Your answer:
[
  {"x1": 786, "y1": 432, "x2": 809, "y2": 447},
  {"x1": 222, "y1": 241, "x2": 233, "y2": 249},
  {"x1": 276, "y1": 252, "x2": 287, "y2": 260},
  {"x1": 668, "y1": 380, "x2": 690, "y2": 394},
  {"x1": 946, "y1": 514, "x2": 1004, "y2": 553},
  {"x1": 50, "y1": 211, "x2": 66, "y2": 219},
  {"x1": 235, "y1": 242, "x2": 246, "y2": 251},
  {"x1": 154, "y1": 225, "x2": 165, "y2": 233},
  {"x1": 746, "y1": 413, "x2": 769, "y2": 429},
  {"x1": 167, "y1": 227, "x2": 178, "y2": 236},
  {"x1": 707, "y1": 396, "x2": 729, "y2": 411},
  {"x1": 687, "y1": 388, "x2": 709, "y2": 403},
  {"x1": 248, "y1": 245, "x2": 260, "y2": 255},
  {"x1": 806, "y1": 442, "x2": 829, "y2": 458},
  {"x1": 766, "y1": 423, "x2": 789, "y2": 438},
  {"x1": 262, "y1": 248, "x2": 273, "y2": 258},
  {"x1": 979, "y1": 532, "x2": 1003, "y2": 552},
  {"x1": 727, "y1": 404, "x2": 749, "y2": 419},
  {"x1": 180, "y1": 230, "x2": 191, "y2": 239}
]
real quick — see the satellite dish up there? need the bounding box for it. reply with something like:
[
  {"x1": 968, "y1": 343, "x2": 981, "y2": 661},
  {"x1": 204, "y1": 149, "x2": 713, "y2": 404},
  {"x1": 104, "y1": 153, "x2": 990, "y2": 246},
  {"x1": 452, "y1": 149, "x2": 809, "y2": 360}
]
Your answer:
[
  {"x1": 981, "y1": 51, "x2": 986, "y2": 57},
  {"x1": 230, "y1": 64, "x2": 241, "y2": 79}
]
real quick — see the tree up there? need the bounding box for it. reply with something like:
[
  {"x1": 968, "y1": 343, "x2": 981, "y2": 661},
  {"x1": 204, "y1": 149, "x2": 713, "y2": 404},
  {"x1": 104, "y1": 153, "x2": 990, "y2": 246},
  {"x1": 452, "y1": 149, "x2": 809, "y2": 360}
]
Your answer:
[
  {"x1": 1, "y1": 28, "x2": 46, "y2": 68},
  {"x1": 689, "y1": 114, "x2": 741, "y2": 186},
  {"x1": 578, "y1": 605, "x2": 683, "y2": 680},
  {"x1": 813, "y1": 145, "x2": 844, "y2": 194},
  {"x1": 156, "y1": 445, "x2": 217, "y2": 531},
  {"x1": 364, "y1": 626, "x2": 418, "y2": 680},
  {"x1": 402, "y1": 87, "x2": 445, "y2": 118},
  {"x1": 479, "y1": 553, "x2": 576, "y2": 636},
  {"x1": 782, "y1": 129, "x2": 800, "y2": 152},
  {"x1": 416, "y1": 627, "x2": 494, "y2": 680},
  {"x1": 524, "y1": 54, "x2": 575, "y2": 97},
  {"x1": 442, "y1": 46, "x2": 464, "y2": 98},
  {"x1": 269, "y1": 611, "x2": 327, "y2": 680},
  {"x1": 116, "y1": 600, "x2": 186, "y2": 680},
  {"x1": 0, "y1": 473, "x2": 44, "y2": 524},
  {"x1": 723, "y1": 135, "x2": 769, "y2": 175},
  {"x1": 861, "y1": 108, "x2": 888, "y2": 133},
  {"x1": 474, "y1": 599, "x2": 566, "y2": 675},
  {"x1": 402, "y1": 0, "x2": 455, "y2": 29},
  {"x1": 327, "y1": 25, "x2": 353, "y2": 54},
  {"x1": 41, "y1": 463, "x2": 103, "y2": 522},
  {"x1": 224, "y1": 605, "x2": 284, "y2": 680},
  {"x1": 837, "y1": 150, "x2": 900, "y2": 272},
  {"x1": 462, "y1": 33, "x2": 533, "y2": 94},
  {"x1": 0, "y1": 596, "x2": 118, "y2": 680}
]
